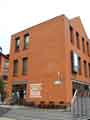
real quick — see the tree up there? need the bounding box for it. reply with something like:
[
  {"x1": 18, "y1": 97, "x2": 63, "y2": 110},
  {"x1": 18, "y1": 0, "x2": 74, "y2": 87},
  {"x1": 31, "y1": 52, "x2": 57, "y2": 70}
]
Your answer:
[
  {"x1": 0, "y1": 77, "x2": 5, "y2": 102},
  {"x1": 0, "y1": 77, "x2": 4, "y2": 93}
]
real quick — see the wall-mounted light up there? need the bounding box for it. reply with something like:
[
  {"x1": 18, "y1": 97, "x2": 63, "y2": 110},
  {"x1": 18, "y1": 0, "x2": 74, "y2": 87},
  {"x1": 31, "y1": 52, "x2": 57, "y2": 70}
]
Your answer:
[{"x1": 53, "y1": 72, "x2": 63, "y2": 85}]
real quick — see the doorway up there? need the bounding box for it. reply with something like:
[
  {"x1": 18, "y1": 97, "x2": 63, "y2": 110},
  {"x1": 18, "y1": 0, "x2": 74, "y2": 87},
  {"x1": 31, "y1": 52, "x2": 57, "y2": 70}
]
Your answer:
[{"x1": 12, "y1": 84, "x2": 26, "y2": 105}]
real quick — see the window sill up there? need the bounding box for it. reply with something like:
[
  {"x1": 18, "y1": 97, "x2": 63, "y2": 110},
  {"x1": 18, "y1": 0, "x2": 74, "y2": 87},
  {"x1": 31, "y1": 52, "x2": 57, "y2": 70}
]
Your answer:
[
  {"x1": 13, "y1": 74, "x2": 18, "y2": 77},
  {"x1": 15, "y1": 48, "x2": 20, "y2": 52},
  {"x1": 23, "y1": 47, "x2": 29, "y2": 50},
  {"x1": 22, "y1": 73, "x2": 27, "y2": 76}
]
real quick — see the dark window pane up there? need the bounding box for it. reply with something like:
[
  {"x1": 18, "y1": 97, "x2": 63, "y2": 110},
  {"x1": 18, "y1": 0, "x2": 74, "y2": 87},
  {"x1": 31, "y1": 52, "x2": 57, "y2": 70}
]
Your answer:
[
  {"x1": 83, "y1": 60, "x2": 87, "y2": 77},
  {"x1": 22, "y1": 58, "x2": 28, "y2": 75},
  {"x1": 70, "y1": 26, "x2": 74, "y2": 44},
  {"x1": 78, "y1": 57, "x2": 81, "y2": 74},
  {"x1": 15, "y1": 37, "x2": 20, "y2": 51},
  {"x1": 76, "y1": 32, "x2": 80, "y2": 49},
  {"x1": 82, "y1": 38, "x2": 85, "y2": 52},
  {"x1": 87, "y1": 42, "x2": 89, "y2": 56},
  {"x1": 13, "y1": 60, "x2": 18, "y2": 76},
  {"x1": 88, "y1": 63, "x2": 90, "y2": 77},
  {"x1": 71, "y1": 51, "x2": 74, "y2": 73},
  {"x1": 3, "y1": 75, "x2": 8, "y2": 80},
  {"x1": 24, "y1": 34, "x2": 29, "y2": 49}
]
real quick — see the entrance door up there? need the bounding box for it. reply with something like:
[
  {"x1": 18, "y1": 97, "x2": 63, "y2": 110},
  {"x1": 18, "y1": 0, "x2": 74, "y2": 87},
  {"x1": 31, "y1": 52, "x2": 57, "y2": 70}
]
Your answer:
[{"x1": 12, "y1": 84, "x2": 26, "y2": 105}]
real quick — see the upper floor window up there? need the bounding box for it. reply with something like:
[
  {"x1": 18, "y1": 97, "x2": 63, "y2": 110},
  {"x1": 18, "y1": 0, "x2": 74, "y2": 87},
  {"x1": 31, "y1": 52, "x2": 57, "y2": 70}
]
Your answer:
[
  {"x1": 22, "y1": 57, "x2": 28, "y2": 75},
  {"x1": 70, "y1": 26, "x2": 74, "y2": 44},
  {"x1": 3, "y1": 59, "x2": 9, "y2": 74},
  {"x1": 76, "y1": 32, "x2": 80, "y2": 49},
  {"x1": 70, "y1": 51, "x2": 79, "y2": 74},
  {"x1": 83, "y1": 60, "x2": 87, "y2": 77},
  {"x1": 78, "y1": 57, "x2": 81, "y2": 75},
  {"x1": 86, "y1": 42, "x2": 89, "y2": 56},
  {"x1": 82, "y1": 37, "x2": 85, "y2": 53},
  {"x1": 4, "y1": 59, "x2": 9, "y2": 69},
  {"x1": 88, "y1": 63, "x2": 90, "y2": 77},
  {"x1": 24, "y1": 34, "x2": 29, "y2": 49},
  {"x1": 15, "y1": 37, "x2": 20, "y2": 51},
  {"x1": 13, "y1": 60, "x2": 18, "y2": 76}
]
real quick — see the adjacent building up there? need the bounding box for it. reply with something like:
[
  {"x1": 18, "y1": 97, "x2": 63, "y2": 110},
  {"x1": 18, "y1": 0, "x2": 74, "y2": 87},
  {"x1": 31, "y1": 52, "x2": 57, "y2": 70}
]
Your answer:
[
  {"x1": 7, "y1": 15, "x2": 90, "y2": 106},
  {"x1": 0, "y1": 47, "x2": 9, "y2": 87}
]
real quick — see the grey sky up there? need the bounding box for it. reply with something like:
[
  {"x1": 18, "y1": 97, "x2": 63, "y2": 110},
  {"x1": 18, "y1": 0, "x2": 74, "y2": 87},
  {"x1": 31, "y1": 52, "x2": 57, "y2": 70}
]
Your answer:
[{"x1": 0, "y1": 0, "x2": 90, "y2": 54}]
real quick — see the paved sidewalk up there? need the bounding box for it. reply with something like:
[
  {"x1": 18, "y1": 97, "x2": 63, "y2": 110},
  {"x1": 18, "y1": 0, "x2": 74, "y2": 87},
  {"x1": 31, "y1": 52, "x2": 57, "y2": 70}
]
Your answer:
[
  {"x1": 0, "y1": 105, "x2": 26, "y2": 109},
  {"x1": 0, "y1": 118, "x2": 16, "y2": 120},
  {"x1": 0, "y1": 105, "x2": 90, "y2": 120},
  {"x1": 2, "y1": 106, "x2": 90, "y2": 120}
]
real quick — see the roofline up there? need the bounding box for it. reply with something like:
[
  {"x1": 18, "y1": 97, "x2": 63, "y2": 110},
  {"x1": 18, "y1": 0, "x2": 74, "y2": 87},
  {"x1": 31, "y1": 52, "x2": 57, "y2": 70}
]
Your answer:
[
  {"x1": 0, "y1": 53, "x2": 9, "y2": 59},
  {"x1": 70, "y1": 16, "x2": 89, "y2": 40},
  {"x1": 11, "y1": 14, "x2": 68, "y2": 37},
  {"x1": 70, "y1": 16, "x2": 80, "y2": 21}
]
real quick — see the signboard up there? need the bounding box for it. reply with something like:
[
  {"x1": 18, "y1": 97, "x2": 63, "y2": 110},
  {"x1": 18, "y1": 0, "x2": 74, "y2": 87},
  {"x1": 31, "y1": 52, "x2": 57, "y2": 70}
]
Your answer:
[{"x1": 30, "y1": 84, "x2": 42, "y2": 98}]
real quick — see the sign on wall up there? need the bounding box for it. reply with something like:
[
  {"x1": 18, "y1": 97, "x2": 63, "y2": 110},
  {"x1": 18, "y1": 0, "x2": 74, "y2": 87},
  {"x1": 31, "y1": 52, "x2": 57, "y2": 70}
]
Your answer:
[{"x1": 30, "y1": 84, "x2": 42, "y2": 98}]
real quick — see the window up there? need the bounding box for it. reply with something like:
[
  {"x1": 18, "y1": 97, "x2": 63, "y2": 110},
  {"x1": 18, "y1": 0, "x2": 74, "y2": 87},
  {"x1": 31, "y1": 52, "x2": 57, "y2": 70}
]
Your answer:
[
  {"x1": 3, "y1": 60, "x2": 9, "y2": 74},
  {"x1": 3, "y1": 59, "x2": 9, "y2": 69},
  {"x1": 83, "y1": 60, "x2": 87, "y2": 77},
  {"x1": 70, "y1": 51, "x2": 79, "y2": 73},
  {"x1": 3, "y1": 75, "x2": 8, "y2": 80},
  {"x1": 76, "y1": 32, "x2": 80, "y2": 49},
  {"x1": 24, "y1": 34, "x2": 29, "y2": 49},
  {"x1": 22, "y1": 58, "x2": 28, "y2": 75},
  {"x1": 78, "y1": 57, "x2": 81, "y2": 75},
  {"x1": 13, "y1": 60, "x2": 18, "y2": 76},
  {"x1": 82, "y1": 37, "x2": 85, "y2": 52},
  {"x1": 86, "y1": 42, "x2": 89, "y2": 56},
  {"x1": 70, "y1": 26, "x2": 74, "y2": 44},
  {"x1": 15, "y1": 37, "x2": 20, "y2": 51},
  {"x1": 71, "y1": 51, "x2": 73, "y2": 73},
  {"x1": 88, "y1": 63, "x2": 90, "y2": 77}
]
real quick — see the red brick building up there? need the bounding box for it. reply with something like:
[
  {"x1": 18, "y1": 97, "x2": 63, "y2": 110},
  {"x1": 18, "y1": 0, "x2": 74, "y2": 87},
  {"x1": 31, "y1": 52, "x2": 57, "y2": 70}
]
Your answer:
[
  {"x1": 0, "y1": 47, "x2": 9, "y2": 86},
  {"x1": 8, "y1": 15, "x2": 90, "y2": 106}
]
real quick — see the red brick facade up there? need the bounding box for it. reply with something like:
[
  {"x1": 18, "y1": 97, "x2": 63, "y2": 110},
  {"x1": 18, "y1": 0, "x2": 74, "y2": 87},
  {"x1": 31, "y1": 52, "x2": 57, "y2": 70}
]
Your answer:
[{"x1": 8, "y1": 15, "x2": 90, "y2": 106}]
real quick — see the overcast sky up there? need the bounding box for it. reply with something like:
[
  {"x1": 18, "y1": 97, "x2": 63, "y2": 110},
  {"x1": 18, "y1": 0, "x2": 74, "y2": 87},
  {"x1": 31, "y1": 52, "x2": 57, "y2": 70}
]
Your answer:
[{"x1": 0, "y1": 0, "x2": 90, "y2": 54}]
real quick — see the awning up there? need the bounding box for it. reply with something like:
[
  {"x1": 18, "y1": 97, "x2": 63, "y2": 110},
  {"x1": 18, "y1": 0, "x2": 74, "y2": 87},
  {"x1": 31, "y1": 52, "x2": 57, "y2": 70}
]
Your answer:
[{"x1": 72, "y1": 80, "x2": 90, "y2": 86}]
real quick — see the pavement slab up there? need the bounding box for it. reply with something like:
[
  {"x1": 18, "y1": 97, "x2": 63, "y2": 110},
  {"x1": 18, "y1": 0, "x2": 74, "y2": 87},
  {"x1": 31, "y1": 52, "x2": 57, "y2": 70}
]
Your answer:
[
  {"x1": 0, "y1": 118, "x2": 16, "y2": 120},
  {"x1": 0, "y1": 105, "x2": 90, "y2": 120}
]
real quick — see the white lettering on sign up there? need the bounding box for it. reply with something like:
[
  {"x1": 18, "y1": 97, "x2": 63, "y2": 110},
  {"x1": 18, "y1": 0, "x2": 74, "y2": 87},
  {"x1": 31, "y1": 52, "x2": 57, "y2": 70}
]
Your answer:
[{"x1": 30, "y1": 84, "x2": 42, "y2": 98}]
